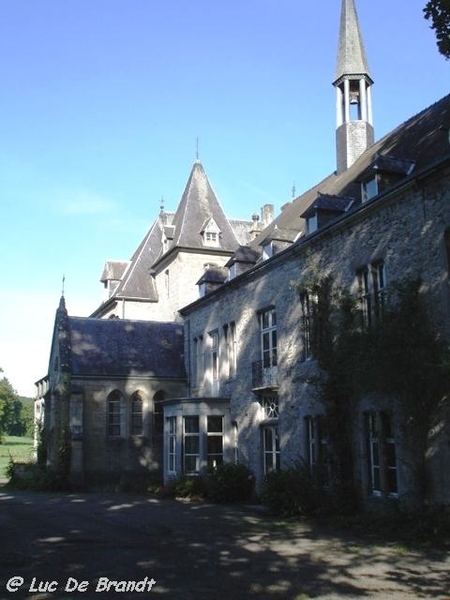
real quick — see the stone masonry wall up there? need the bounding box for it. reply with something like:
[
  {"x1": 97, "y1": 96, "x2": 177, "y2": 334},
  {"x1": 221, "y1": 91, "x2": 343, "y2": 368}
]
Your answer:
[{"x1": 183, "y1": 164, "x2": 450, "y2": 502}]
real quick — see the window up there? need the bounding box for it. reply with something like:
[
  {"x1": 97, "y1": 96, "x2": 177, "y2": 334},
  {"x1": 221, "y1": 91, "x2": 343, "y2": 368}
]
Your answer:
[
  {"x1": 183, "y1": 416, "x2": 200, "y2": 473},
  {"x1": 209, "y1": 330, "x2": 219, "y2": 394},
  {"x1": 202, "y1": 218, "x2": 221, "y2": 247},
  {"x1": 260, "y1": 308, "x2": 277, "y2": 368},
  {"x1": 167, "y1": 417, "x2": 177, "y2": 473},
  {"x1": 263, "y1": 426, "x2": 280, "y2": 473},
  {"x1": 307, "y1": 213, "x2": 318, "y2": 235},
  {"x1": 194, "y1": 336, "x2": 204, "y2": 387},
  {"x1": 304, "y1": 416, "x2": 329, "y2": 478},
  {"x1": 262, "y1": 242, "x2": 274, "y2": 260},
  {"x1": 300, "y1": 291, "x2": 315, "y2": 360},
  {"x1": 261, "y1": 394, "x2": 279, "y2": 419},
  {"x1": 107, "y1": 390, "x2": 122, "y2": 437},
  {"x1": 130, "y1": 392, "x2": 143, "y2": 436},
  {"x1": 358, "y1": 261, "x2": 387, "y2": 327},
  {"x1": 365, "y1": 411, "x2": 397, "y2": 497},
  {"x1": 362, "y1": 176, "x2": 378, "y2": 202},
  {"x1": 207, "y1": 416, "x2": 223, "y2": 468},
  {"x1": 223, "y1": 322, "x2": 237, "y2": 378}
]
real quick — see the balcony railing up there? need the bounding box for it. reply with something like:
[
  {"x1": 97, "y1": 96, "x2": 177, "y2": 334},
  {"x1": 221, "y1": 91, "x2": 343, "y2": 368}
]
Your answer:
[{"x1": 252, "y1": 361, "x2": 278, "y2": 389}]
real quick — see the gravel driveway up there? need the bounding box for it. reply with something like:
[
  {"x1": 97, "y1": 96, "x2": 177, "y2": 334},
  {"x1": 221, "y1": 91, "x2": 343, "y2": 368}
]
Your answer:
[{"x1": 0, "y1": 488, "x2": 449, "y2": 600}]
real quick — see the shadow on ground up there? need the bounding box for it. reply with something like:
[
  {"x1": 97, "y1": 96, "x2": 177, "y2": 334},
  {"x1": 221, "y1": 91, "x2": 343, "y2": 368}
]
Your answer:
[{"x1": 0, "y1": 488, "x2": 449, "y2": 600}]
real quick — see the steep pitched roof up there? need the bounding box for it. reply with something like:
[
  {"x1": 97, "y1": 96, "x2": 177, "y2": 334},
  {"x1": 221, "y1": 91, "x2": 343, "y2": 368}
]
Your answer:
[
  {"x1": 170, "y1": 161, "x2": 240, "y2": 251},
  {"x1": 334, "y1": 0, "x2": 372, "y2": 84},
  {"x1": 67, "y1": 317, "x2": 185, "y2": 379},
  {"x1": 252, "y1": 94, "x2": 450, "y2": 247}
]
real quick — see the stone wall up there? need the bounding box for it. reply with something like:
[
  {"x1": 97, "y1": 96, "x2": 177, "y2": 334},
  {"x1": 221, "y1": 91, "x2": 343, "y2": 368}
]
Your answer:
[{"x1": 181, "y1": 163, "x2": 450, "y2": 503}]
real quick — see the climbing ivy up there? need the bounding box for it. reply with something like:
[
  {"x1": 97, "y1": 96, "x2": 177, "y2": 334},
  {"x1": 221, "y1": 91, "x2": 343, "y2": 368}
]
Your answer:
[{"x1": 293, "y1": 274, "x2": 450, "y2": 509}]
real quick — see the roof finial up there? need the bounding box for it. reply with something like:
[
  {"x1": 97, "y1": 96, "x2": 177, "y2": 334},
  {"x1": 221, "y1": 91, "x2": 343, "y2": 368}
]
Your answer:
[
  {"x1": 61, "y1": 274, "x2": 65, "y2": 297},
  {"x1": 196, "y1": 136, "x2": 200, "y2": 162},
  {"x1": 292, "y1": 182, "x2": 296, "y2": 199},
  {"x1": 160, "y1": 195, "x2": 165, "y2": 214}
]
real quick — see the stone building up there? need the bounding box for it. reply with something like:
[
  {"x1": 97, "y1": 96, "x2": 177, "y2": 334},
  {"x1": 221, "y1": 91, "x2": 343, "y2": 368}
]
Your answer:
[{"x1": 37, "y1": 0, "x2": 450, "y2": 506}]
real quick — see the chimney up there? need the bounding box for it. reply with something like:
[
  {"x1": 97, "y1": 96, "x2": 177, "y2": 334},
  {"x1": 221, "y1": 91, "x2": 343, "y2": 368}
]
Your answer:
[{"x1": 261, "y1": 204, "x2": 274, "y2": 226}]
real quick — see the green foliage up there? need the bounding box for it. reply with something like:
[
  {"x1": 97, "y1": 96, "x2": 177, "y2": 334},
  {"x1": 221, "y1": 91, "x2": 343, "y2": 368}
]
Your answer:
[
  {"x1": 0, "y1": 369, "x2": 34, "y2": 439},
  {"x1": 166, "y1": 464, "x2": 255, "y2": 503},
  {"x1": 261, "y1": 464, "x2": 322, "y2": 517},
  {"x1": 171, "y1": 475, "x2": 208, "y2": 499},
  {"x1": 7, "y1": 462, "x2": 70, "y2": 491},
  {"x1": 424, "y1": 0, "x2": 450, "y2": 59},
  {"x1": 206, "y1": 463, "x2": 254, "y2": 503},
  {"x1": 294, "y1": 274, "x2": 450, "y2": 508}
]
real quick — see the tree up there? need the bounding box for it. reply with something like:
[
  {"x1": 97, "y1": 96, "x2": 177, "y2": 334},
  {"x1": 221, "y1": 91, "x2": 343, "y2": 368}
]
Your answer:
[
  {"x1": 424, "y1": 0, "x2": 450, "y2": 59},
  {"x1": 0, "y1": 368, "x2": 34, "y2": 439}
]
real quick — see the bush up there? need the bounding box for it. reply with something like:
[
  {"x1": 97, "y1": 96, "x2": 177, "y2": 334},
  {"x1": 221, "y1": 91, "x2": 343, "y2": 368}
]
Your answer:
[
  {"x1": 6, "y1": 460, "x2": 70, "y2": 491},
  {"x1": 206, "y1": 463, "x2": 255, "y2": 503},
  {"x1": 261, "y1": 464, "x2": 322, "y2": 517}
]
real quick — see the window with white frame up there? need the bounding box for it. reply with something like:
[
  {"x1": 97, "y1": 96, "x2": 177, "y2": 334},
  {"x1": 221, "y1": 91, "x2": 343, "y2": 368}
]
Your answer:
[
  {"x1": 261, "y1": 393, "x2": 279, "y2": 419},
  {"x1": 202, "y1": 218, "x2": 221, "y2": 247},
  {"x1": 183, "y1": 416, "x2": 200, "y2": 473},
  {"x1": 107, "y1": 390, "x2": 122, "y2": 437},
  {"x1": 263, "y1": 425, "x2": 280, "y2": 473},
  {"x1": 206, "y1": 416, "x2": 224, "y2": 468},
  {"x1": 167, "y1": 416, "x2": 177, "y2": 474},
  {"x1": 260, "y1": 307, "x2": 277, "y2": 368},
  {"x1": 365, "y1": 411, "x2": 397, "y2": 497}
]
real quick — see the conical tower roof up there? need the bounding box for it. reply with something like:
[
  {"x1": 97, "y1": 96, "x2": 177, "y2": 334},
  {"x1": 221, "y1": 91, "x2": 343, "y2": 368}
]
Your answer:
[
  {"x1": 170, "y1": 160, "x2": 239, "y2": 251},
  {"x1": 334, "y1": 0, "x2": 372, "y2": 84}
]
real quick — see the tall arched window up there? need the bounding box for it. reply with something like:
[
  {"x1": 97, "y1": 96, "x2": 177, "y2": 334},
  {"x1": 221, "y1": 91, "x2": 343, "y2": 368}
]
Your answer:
[
  {"x1": 131, "y1": 392, "x2": 143, "y2": 436},
  {"x1": 107, "y1": 390, "x2": 122, "y2": 437}
]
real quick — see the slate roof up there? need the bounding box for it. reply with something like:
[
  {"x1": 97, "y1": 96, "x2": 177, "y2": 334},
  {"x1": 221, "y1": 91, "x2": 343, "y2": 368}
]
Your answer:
[
  {"x1": 300, "y1": 194, "x2": 354, "y2": 219},
  {"x1": 334, "y1": 0, "x2": 372, "y2": 84},
  {"x1": 67, "y1": 317, "x2": 185, "y2": 379},
  {"x1": 251, "y1": 93, "x2": 450, "y2": 248},
  {"x1": 169, "y1": 161, "x2": 241, "y2": 252}
]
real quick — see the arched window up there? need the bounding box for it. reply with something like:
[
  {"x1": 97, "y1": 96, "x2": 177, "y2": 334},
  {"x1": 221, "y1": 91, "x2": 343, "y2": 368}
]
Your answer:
[
  {"x1": 131, "y1": 392, "x2": 143, "y2": 436},
  {"x1": 107, "y1": 390, "x2": 122, "y2": 437}
]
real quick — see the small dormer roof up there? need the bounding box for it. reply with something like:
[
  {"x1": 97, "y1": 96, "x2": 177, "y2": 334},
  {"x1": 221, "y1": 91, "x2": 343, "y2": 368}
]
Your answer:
[
  {"x1": 258, "y1": 227, "x2": 299, "y2": 247},
  {"x1": 300, "y1": 193, "x2": 354, "y2": 219},
  {"x1": 356, "y1": 154, "x2": 416, "y2": 181},
  {"x1": 225, "y1": 245, "x2": 261, "y2": 267},
  {"x1": 196, "y1": 265, "x2": 228, "y2": 286}
]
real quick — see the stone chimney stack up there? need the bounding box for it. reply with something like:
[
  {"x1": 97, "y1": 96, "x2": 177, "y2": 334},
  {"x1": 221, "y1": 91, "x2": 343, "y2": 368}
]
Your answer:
[{"x1": 261, "y1": 204, "x2": 274, "y2": 227}]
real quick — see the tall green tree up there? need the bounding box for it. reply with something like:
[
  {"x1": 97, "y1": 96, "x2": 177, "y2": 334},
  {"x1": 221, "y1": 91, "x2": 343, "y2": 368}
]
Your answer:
[
  {"x1": 0, "y1": 369, "x2": 32, "y2": 439},
  {"x1": 424, "y1": 0, "x2": 450, "y2": 59}
]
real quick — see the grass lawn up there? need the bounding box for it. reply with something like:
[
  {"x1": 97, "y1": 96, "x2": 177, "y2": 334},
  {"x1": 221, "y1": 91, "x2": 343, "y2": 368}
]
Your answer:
[{"x1": 0, "y1": 436, "x2": 35, "y2": 477}]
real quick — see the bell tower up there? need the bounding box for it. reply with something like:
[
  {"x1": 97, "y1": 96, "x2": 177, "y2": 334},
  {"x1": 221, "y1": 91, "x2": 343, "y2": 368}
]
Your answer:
[{"x1": 334, "y1": 0, "x2": 374, "y2": 174}]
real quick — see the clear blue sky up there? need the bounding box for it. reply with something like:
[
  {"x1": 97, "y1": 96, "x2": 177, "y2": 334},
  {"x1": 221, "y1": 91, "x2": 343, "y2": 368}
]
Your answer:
[{"x1": 0, "y1": 0, "x2": 448, "y2": 396}]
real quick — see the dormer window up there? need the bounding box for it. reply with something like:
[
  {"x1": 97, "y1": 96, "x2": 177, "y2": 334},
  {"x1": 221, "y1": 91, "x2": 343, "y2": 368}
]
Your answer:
[
  {"x1": 359, "y1": 154, "x2": 415, "y2": 204},
  {"x1": 201, "y1": 218, "x2": 221, "y2": 247},
  {"x1": 262, "y1": 242, "x2": 274, "y2": 260},
  {"x1": 307, "y1": 213, "x2": 318, "y2": 235},
  {"x1": 362, "y1": 176, "x2": 379, "y2": 203}
]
